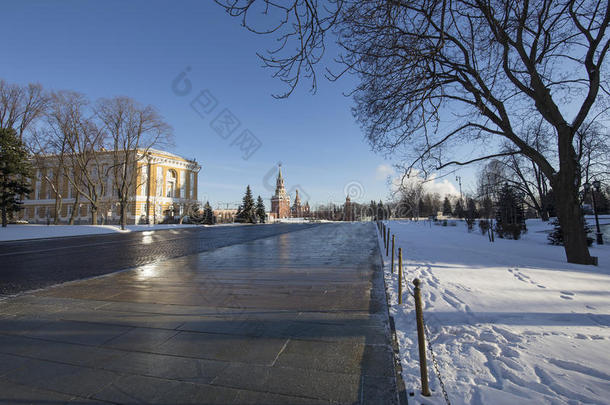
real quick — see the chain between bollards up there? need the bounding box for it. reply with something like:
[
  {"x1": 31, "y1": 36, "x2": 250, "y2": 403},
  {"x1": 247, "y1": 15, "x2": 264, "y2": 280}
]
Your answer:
[
  {"x1": 413, "y1": 278, "x2": 431, "y2": 397},
  {"x1": 391, "y1": 234, "x2": 395, "y2": 274},
  {"x1": 398, "y1": 247, "x2": 403, "y2": 304}
]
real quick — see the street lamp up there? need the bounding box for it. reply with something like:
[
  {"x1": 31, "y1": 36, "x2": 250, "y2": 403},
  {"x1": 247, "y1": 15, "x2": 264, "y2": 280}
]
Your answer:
[
  {"x1": 456, "y1": 175, "x2": 463, "y2": 202},
  {"x1": 584, "y1": 181, "x2": 604, "y2": 245}
]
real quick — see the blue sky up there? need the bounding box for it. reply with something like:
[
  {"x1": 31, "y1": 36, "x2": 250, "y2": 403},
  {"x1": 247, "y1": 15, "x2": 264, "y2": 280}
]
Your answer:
[{"x1": 1, "y1": 0, "x2": 472, "y2": 208}]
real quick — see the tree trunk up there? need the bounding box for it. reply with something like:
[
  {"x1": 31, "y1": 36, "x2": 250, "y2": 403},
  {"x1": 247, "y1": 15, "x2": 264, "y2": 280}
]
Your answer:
[
  {"x1": 554, "y1": 136, "x2": 594, "y2": 264},
  {"x1": 120, "y1": 201, "x2": 126, "y2": 230},
  {"x1": 53, "y1": 194, "x2": 62, "y2": 225},
  {"x1": 68, "y1": 195, "x2": 79, "y2": 225},
  {"x1": 91, "y1": 207, "x2": 98, "y2": 225},
  {"x1": 1, "y1": 207, "x2": 7, "y2": 227}
]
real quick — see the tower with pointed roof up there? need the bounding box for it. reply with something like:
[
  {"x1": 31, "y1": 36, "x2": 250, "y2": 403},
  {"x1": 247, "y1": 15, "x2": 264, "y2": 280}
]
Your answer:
[
  {"x1": 291, "y1": 189, "x2": 303, "y2": 217},
  {"x1": 270, "y1": 165, "x2": 291, "y2": 219}
]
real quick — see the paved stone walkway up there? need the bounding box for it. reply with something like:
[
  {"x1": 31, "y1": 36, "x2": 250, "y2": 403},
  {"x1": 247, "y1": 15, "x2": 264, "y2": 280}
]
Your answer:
[{"x1": 0, "y1": 223, "x2": 398, "y2": 404}]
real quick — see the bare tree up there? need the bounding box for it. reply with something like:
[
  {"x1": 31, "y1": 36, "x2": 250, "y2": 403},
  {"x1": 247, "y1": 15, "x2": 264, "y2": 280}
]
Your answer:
[
  {"x1": 0, "y1": 79, "x2": 47, "y2": 140},
  {"x1": 29, "y1": 129, "x2": 68, "y2": 225},
  {"x1": 218, "y1": 0, "x2": 610, "y2": 264},
  {"x1": 576, "y1": 121, "x2": 610, "y2": 185},
  {"x1": 393, "y1": 175, "x2": 425, "y2": 219},
  {"x1": 95, "y1": 97, "x2": 173, "y2": 229},
  {"x1": 479, "y1": 156, "x2": 552, "y2": 221},
  {"x1": 47, "y1": 91, "x2": 107, "y2": 225}
]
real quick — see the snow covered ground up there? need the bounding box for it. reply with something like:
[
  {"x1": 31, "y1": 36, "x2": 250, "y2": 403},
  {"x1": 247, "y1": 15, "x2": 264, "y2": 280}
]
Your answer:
[
  {"x1": 0, "y1": 224, "x2": 200, "y2": 241},
  {"x1": 379, "y1": 218, "x2": 610, "y2": 405}
]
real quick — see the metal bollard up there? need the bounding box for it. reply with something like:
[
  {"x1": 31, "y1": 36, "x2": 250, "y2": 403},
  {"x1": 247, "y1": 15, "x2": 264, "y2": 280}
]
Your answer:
[
  {"x1": 391, "y1": 235, "x2": 395, "y2": 274},
  {"x1": 413, "y1": 278, "x2": 431, "y2": 397},
  {"x1": 386, "y1": 227, "x2": 390, "y2": 256},
  {"x1": 398, "y1": 248, "x2": 403, "y2": 304}
]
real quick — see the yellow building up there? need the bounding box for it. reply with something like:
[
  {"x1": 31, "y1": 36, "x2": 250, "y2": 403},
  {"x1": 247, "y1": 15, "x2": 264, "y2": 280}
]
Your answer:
[{"x1": 18, "y1": 149, "x2": 201, "y2": 225}]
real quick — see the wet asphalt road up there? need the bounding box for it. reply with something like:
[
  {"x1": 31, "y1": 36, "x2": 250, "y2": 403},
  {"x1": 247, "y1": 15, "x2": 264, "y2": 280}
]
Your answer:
[
  {"x1": 0, "y1": 222, "x2": 399, "y2": 404},
  {"x1": 0, "y1": 224, "x2": 318, "y2": 296}
]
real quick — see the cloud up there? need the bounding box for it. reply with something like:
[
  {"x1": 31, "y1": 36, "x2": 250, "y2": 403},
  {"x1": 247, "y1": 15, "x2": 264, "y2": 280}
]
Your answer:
[
  {"x1": 390, "y1": 170, "x2": 459, "y2": 197},
  {"x1": 425, "y1": 176, "x2": 459, "y2": 196},
  {"x1": 375, "y1": 164, "x2": 394, "y2": 180}
]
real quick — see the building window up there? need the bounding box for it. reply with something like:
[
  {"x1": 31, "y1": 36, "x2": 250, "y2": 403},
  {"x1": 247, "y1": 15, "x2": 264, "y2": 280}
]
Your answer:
[
  {"x1": 166, "y1": 170, "x2": 177, "y2": 198},
  {"x1": 180, "y1": 170, "x2": 186, "y2": 198}
]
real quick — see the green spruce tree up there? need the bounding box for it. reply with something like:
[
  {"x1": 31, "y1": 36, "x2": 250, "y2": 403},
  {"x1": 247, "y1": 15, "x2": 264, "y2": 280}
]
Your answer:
[
  {"x1": 236, "y1": 185, "x2": 256, "y2": 223},
  {"x1": 203, "y1": 201, "x2": 214, "y2": 225},
  {"x1": 495, "y1": 183, "x2": 526, "y2": 239},
  {"x1": 378, "y1": 200, "x2": 385, "y2": 220},
  {"x1": 370, "y1": 200, "x2": 378, "y2": 219},
  {"x1": 481, "y1": 195, "x2": 494, "y2": 219},
  {"x1": 0, "y1": 128, "x2": 32, "y2": 227},
  {"x1": 453, "y1": 200, "x2": 464, "y2": 218},
  {"x1": 442, "y1": 197, "x2": 452, "y2": 216},
  {"x1": 255, "y1": 195, "x2": 266, "y2": 223},
  {"x1": 189, "y1": 204, "x2": 204, "y2": 224}
]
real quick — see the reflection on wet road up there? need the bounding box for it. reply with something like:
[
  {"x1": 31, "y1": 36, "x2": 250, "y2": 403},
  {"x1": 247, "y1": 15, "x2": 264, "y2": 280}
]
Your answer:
[{"x1": 0, "y1": 224, "x2": 317, "y2": 295}]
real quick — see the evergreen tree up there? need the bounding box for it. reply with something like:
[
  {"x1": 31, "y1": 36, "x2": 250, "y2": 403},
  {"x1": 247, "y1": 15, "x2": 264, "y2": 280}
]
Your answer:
[
  {"x1": 370, "y1": 200, "x2": 378, "y2": 219},
  {"x1": 465, "y1": 198, "x2": 478, "y2": 219},
  {"x1": 595, "y1": 189, "x2": 609, "y2": 214},
  {"x1": 202, "y1": 201, "x2": 214, "y2": 225},
  {"x1": 481, "y1": 195, "x2": 494, "y2": 219},
  {"x1": 548, "y1": 217, "x2": 593, "y2": 246},
  {"x1": 495, "y1": 183, "x2": 526, "y2": 239},
  {"x1": 378, "y1": 200, "x2": 385, "y2": 220},
  {"x1": 442, "y1": 197, "x2": 452, "y2": 216},
  {"x1": 0, "y1": 128, "x2": 32, "y2": 227},
  {"x1": 453, "y1": 200, "x2": 464, "y2": 218},
  {"x1": 236, "y1": 185, "x2": 256, "y2": 223},
  {"x1": 255, "y1": 195, "x2": 266, "y2": 223},
  {"x1": 189, "y1": 204, "x2": 204, "y2": 224}
]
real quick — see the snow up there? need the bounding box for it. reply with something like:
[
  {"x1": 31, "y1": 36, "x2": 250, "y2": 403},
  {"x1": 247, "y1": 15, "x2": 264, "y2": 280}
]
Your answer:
[
  {"x1": 0, "y1": 224, "x2": 201, "y2": 241},
  {"x1": 271, "y1": 217, "x2": 337, "y2": 223},
  {"x1": 379, "y1": 218, "x2": 610, "y2": 405}
]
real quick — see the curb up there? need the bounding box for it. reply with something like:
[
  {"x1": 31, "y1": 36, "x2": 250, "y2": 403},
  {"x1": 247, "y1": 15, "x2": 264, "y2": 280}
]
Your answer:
[{"x1": 376, "y1": 223, "x2": 409, "y2": 405}]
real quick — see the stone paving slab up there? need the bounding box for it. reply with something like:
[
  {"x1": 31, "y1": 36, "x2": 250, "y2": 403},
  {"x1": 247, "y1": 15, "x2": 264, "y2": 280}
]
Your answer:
[{"x1": 0, "y1": 223, "x2": 399, "y2": 404}]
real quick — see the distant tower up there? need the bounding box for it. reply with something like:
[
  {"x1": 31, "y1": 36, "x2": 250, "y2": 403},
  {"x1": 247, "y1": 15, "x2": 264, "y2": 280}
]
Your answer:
[
  {"x1": 344, "y1": 195, "x2": 354, "y2": 221},
  {"x1": 271, "y1": 165, "x2": 291, "y2": 219},
  {"x1": 303, "y1": 201, "x2": 311, "y2": 217},
  {"x1": 291, "y1": 189, "x2": 303, "y2": 217}
]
